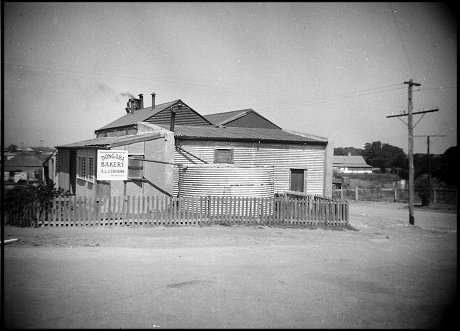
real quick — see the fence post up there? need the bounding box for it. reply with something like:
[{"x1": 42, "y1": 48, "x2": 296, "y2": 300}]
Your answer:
[
  {"x1": 346, "y1": 201, "x2": 349, "y2": 224},
  {"x1": 433, "y1": 188, "x2": 437, "y2": 203},
  {"x1": 355, "y1": 187, "x2": 359, "y2": 201},
  {"x1": 394, "y1": 188, "x2": 398, "y2": 202},
  {"x1": 207, "y1": 195, "x2": 211, "y2": 222}
]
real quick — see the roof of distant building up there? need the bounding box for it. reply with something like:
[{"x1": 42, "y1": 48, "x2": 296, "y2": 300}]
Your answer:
[
  {"x1": 4, "y1": 154, "x2": 49, "y2": 170},
  {"x1": 333, "y1": 155, "x2": 371, "y2": 168}
]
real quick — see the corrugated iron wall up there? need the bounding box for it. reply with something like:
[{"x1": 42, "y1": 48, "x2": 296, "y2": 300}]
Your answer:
[
  {"x1": 173, "y1": 140, "x2": 325, "y2": 197},
  {"x1": 178, "y1": 164, "x2": 274, "y2": 198}
]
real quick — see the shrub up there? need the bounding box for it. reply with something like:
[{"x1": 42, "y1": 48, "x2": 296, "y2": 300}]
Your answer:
[
  {"x1": 414, "y1": 175, "x2": 432, "y2": 206},
  {"x1": 3, "y1": 185, "x2": 36, "y2": 211},
  {"x1": 4, "y1": 181, "x2": 71, "y2": 214}
]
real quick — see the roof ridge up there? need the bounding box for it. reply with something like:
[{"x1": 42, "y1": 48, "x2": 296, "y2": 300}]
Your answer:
[
  {"x1": 138, "y1": 99, "x2": 181, "y2": 110},
  {"x1": 204, "y1": 109, "x2": 252, "y2": 116}
]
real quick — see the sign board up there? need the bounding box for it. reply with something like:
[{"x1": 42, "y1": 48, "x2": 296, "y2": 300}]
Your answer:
[{"x1": 97, "y1": 150, "x2": 128, "y2": 180}]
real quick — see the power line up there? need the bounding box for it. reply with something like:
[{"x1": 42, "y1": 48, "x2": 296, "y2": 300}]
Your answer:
[
  {"x1": 5, "y1": 58, "x2": 408, "y2": 109},
  {"x1": 389, "y1": 3, "x2": 415, "y2": 79},
  {"x1": 416, "y1": 86, "x2": 457, "y2": 91}
]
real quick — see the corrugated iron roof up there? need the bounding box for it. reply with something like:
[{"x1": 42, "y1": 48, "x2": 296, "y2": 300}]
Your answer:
[
  {"x1": 55, "y1": 132, "x2": 164, "y2": 149},
  {"x1": 162, "y1": 125, "x2": 327, "y2": 144},
  {"x1": 203, "y1": 109, "x2": 281, "y2": 129},
  {"x1": 204, "y1": 109, "x2": 252, "y2": 126},
  {"x1": 333, "y1": 155, "x2": 371, "y2": 167},
  {"x1": 96, "y1": 100, "x2": 180, "y2": 132}
]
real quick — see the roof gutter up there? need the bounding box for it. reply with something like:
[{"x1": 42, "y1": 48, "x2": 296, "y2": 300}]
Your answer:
[{"x1": 175, "y1": 136, "x2": 328, "y2": 145}]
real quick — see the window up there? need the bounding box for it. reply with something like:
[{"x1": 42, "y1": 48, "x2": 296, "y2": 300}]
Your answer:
[
  {"x1": 87, "y1": 157, "x2": 95, "y2": 182},
  {"x1": 77, "y1": 156, "x2": 87, "y2": 179},
  {"x1": 128, "y1": 155, "x2": 144, "y2": 179},
  {"x1": 214, "y1": 149, "x2": 234, "y2": 164},
  {"x1": 290, "y1": 169, "x2": 306, "y2": 192}
]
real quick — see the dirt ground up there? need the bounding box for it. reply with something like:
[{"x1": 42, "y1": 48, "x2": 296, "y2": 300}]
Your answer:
[{"x1": 2, "y1": 201, "x2": 457, "y2": 329}]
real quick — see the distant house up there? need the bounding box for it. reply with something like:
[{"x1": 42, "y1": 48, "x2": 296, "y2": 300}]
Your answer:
[
  {"x1": 56, "y1": 92, "x2": 333, "y2": 199},
  {"x1": 333, "y1": 154, "x2": 372, "y2": 174},
  {"x1": 4, "y1": 150, "x2": 58, "y2": 184},
  {"x1": 2, "y1": 151, "x2": 17, "y2": 161}
]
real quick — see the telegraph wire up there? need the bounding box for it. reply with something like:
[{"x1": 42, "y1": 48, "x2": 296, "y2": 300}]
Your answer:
[
  {"x1": 390, "y1": 2, "x2": 415, "y2": 79},
  {"x1": 416, "y1": 86, "x2": 457, "y2": 91},
  {"x1": 5, "y1": 58, "x2": 408, "y2": 109}
]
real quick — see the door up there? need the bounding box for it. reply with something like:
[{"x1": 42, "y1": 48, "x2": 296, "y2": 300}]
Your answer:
[
  {"x1": 69, "y1": 151, "x2": 77, "y2": 194},
  {"x1": 290, "y1": 169, "x2": 305, "y2": 192}
]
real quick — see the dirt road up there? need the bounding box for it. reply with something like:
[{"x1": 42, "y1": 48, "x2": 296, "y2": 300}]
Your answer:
[{"x1": 3, "y1": 201, "x2": 457, "y2": 328}]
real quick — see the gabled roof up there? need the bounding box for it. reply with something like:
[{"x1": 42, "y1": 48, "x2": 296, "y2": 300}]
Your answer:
[
  {"x1": 96, "y1": 99, "x2": 213, "y2": 133},
  {"x1": 56, "y1": 132, "x2": 164, "y2": 149},
  {"x1": 160, "y1": 125, "x2": 327, "y2": 145},
  {"x1": 96, "y1": 100, "x2": 179, "y2": 132},
  {"x1": 204, "y1": 109, "x2": 281, "y2": 129},
  {"x1": 4, "y1": 154, "x2": 49, "y2": 170},
  {"x1": 333, "y1": 155, "x2": 371, "y2": 168}
]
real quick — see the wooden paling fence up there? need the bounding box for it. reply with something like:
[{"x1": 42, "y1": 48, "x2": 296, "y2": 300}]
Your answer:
[{"x1": 5, "y1": 195, "x2": 349, "y2": 228}]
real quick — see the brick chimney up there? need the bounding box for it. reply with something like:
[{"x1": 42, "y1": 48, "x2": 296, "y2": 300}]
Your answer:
[{"x1": 125, "y1": 98, "x2": 140, "y2": 114}]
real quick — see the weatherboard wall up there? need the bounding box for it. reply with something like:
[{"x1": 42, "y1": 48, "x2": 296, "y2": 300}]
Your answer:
[{"x1": 173, "y1": 140, "x2": 326, "y2": 197}]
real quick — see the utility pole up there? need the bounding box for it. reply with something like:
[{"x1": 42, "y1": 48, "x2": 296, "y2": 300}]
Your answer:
[
  {"x1": 386, "y1": 79, "x2": 438, "y2": 225},
  {"x1": 406, "y1": 79, "x2": 417, "y2": 225}
]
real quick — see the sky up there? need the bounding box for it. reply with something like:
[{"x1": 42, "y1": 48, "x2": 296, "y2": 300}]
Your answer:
[{"x1": 3, "y1": 2, "x2": 457, "y2": 154}]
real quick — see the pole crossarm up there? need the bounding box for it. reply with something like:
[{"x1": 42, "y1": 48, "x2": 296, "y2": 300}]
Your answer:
[{"x1": 386, "y1": 109, "x2": 439, "y2": 118}]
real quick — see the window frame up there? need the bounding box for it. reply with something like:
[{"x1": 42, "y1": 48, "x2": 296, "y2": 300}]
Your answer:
[
  {"x1": 77, "y1": 156, "x2": 87, "y2": 180},
  {"x1": 128, "y1": 154, "x2": 144, "y2": 180},
  {"x1": 214, "y1": 148, "x2": 234, "y2": 164},
  {"x1": 87, "y1": 156, "x2": 95, "y2": 182}
]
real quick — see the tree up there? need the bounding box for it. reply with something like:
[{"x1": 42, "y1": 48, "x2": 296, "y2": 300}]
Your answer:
[
  {"x1": 362, "y1": 141, "x2": 407, "y2": 173},
  {"x1": 437, "y1": 146, "x2": 458, "y2": 187},
  {"x1": 413, "y1": 146, "x2": 457, "y2": 187},
  {"x1": 6, "y1": 144, "x2": 19, "y2": 152}
]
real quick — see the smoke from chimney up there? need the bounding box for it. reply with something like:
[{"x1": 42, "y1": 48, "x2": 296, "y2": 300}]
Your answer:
[{"x1": 121, "y1": 92, "x2": 136, "y2": 99}]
